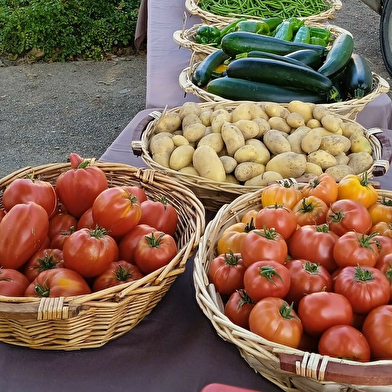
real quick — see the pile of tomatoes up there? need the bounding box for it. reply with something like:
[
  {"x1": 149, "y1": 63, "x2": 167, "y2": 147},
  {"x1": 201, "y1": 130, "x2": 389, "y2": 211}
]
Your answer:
[
  {"x1": 208, "y1": 172, "x2": 392, "y2": 362},
  {"x1": 0, "y1": 153, "x2": 179, "y2": 298}
]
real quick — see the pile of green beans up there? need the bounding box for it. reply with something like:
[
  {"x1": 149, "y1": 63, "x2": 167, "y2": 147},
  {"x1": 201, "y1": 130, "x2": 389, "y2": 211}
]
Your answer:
[{"x1": 198, "y1": 0, "x2": 330, "y2": 19}]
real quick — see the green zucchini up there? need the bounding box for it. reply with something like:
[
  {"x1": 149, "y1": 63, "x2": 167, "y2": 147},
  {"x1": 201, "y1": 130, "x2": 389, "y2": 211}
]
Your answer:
[
  {"x1": 191, "y1": 49, "x2": 230, "y2": 87},
  {"x1": 226, "y1": 57, "x2": 339, "y2": 100},
  {"x1": 284, "y1": 49, "x2": 323, "y2": 69},
  {"x1": 206, "y1": 76, "x2": 328, "y2": 103},
  {"x1": 341, "y1": 53, "x2": 373, "y2": 98},
  {"x1": 220, "y1": 31, "x2": 327, "y2": 58},
  {"x1": 317, "y1": 33, "x2": 354, "y2": 78}
]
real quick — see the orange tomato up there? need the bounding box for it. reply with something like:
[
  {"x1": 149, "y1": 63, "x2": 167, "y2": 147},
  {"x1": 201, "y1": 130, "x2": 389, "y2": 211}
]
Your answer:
[
  {"x1": 261, "y1": 181, "x2": 302, "y2": 210},
  {"x1": 301, "y1": 173, "x2": 338, "y2": 206}
]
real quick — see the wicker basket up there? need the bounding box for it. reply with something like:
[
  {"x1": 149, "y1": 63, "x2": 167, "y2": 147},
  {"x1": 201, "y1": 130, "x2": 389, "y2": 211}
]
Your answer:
[
  {"x1": 179, "y1": 56, "x2": 391, "y2": 120},
  {"x1": 193, "y1": 186, "x2": 392, "y2": 392},
  {"x1": 131, "y1": 102, "x2": 391, "y2": 212},
  {"x1": 173, "y1": 21, "x2": 349, "y2": 61},
  {"x1": 185, "y1": 0, "x2": 342, "y2": 25},
  {"x1": 0, "y1": 161, "x2": 205, "y2": 350}
]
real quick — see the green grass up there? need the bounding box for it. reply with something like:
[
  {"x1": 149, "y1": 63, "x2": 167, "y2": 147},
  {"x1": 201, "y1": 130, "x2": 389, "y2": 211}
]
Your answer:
[{"x1": 0, "y1": 0, "x2": 141, "y2": 61}]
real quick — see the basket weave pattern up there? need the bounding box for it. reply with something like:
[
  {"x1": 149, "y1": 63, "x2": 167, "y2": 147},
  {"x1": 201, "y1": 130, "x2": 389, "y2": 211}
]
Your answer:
[
  {"x1": 0, "y1": 162, "x2": 205, "y2": 350},
  {"x1": 193, "y1": 186, "x2": 392, "y2": 391}
]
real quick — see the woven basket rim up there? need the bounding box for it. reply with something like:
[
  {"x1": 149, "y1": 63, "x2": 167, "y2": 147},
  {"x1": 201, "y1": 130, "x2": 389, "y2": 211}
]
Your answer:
[
  {"x1": 185, "y1": 0, "x2": 343, "y2": 24},
  {"x1": 193, "y1": 185, "x2": 392, "y2": 390}
]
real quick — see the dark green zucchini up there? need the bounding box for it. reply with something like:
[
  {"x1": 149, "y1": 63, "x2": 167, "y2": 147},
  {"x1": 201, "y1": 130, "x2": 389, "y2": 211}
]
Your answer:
[
  {"x1": 317, "y1": 33, "x2": 354, "y2": 78},
  {"x1": 206, "y1": 76, "x2": 328, "y2": 103},
  {"x1": 226, "y1": 57, "x2": 339, "y2": 100},
  {"x1": 191, "y1": 49, "x2": 230, "y2": 87},
  {"x1": 220, "y1": 31, "x2": 327, "y2": 58},
  {"x1": 341, "y1": 53, "x2": 373, "y2": 98},
  {"x1": 284, "y1": 49, "x2": 323, "y2": 69}
]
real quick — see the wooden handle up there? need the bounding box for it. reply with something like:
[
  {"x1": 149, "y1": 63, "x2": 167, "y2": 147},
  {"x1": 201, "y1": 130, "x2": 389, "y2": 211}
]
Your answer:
[
  {"x1": 372, "y1": 129, "x2": 392, "y2": 177},
  {"x1": 130, "y1": 114, "x2": 160, "y2": 156},
  {"x1": 278, "y1": 351, "x2": 392, "y2": 386}
]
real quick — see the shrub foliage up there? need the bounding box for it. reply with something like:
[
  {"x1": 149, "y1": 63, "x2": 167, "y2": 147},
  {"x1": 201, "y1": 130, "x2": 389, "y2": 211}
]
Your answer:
[{"x1": 0, "y1": 0, "x2": 141, "y2": 61}]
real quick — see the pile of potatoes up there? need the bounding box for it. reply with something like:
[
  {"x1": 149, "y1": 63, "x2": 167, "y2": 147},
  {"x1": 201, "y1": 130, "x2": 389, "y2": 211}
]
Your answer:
[{"x1": 147, "y1": 100, "x2": 375, "y2": 185}]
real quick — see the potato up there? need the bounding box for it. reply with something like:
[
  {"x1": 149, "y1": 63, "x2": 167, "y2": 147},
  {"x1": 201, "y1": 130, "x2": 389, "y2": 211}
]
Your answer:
[
  {"x1": 231, "y1": 102, "x2": 254, "y2": 122},
  {"x1": 335, "y1": 152, "x2": 350, "y2": 166},
  {"x1": 210, "y1": 108, "x2": 232, "y2": 123},
  {"x1": 320, "y1": 114, "x2": 343, "y2": 134},
  {"x1": 234, "y1": 119, "x2": 260, "y2": 140},
  {"x1": 183, "y1": 122, "x2": 207, "y2": 143},
  {"x1": 192, "y1": 145, "x2": 226, "y2": 182},
  {"x1": 340, "y1": 121, "x2": 365, "y2": 138},
  {"x1": 320, "y1": 134, "x2": 351, "y2": 155},
  {"x1": 268, "y1": 116, "x2": 291, "y2": 133},
  {"x1": 244, "y1": 171, "x2": 283, "y2": 186},
  {"x1": 182, "y1": 113, "x2": 202, "y2": 130},
  {"x1": 199, "y1": 109, "x2": 213, "y2": 126},
  {"x1": 152, "y1": 151, "x2": 171, "y2": 168},
  {"x1": 312, "y1": 105, "x2": 331, "y2": 121},
  {"x1": 220, "y1": 155, "x2": 238, "y2": 173},
  {"x1": 245, "y1": 138, "x2": 271, "y2": 165},
  {"x1": 287, "y1": 100, "x2": 314, "y2": 123},
  {"x1": 234, "y1": 162, "x2": 265, "y2": 182},
  {"x1": 221, "y1": 122, "x2": 245, "y2": 156},
  {"x1": 307, "y1": 150, "x2": 337, "y2": 170},
  {"x1": 169, "y1": 145, "x2": 195, "y2": 170},
  {"x1": 149, "y1": 134, "x2": 174, "y2": 155},
  {"x1": 325, "y1": 164, "x2": 355, "y2": 181},
  {"x1": 350, "y1": 133, "x2": 372, "y2": 154},
  {"x1": 179, "y1": 166, "x2": 199, "y2": 176},
  {"x1": 287, "y1": 126, "x2": 311, "y2": 154},
  {"x1": 348, "y1": 152, "x2": 374, "y2": 174},
  {"x1": 198, "y1": 132, "x2": 224, "y2": 153},
  {"x1": 234, "y1": 145, "x2": 259, "y2": 163},
  {"x1": 263, "y1": 130, "x2": 291, "y2": 155},
  {"x1": 252, "y1": 117, "x2": 271, "y2": 138},
  {"x1": 265, "y1": 152, "x2": 307, "y2": 178},
  {"x1": 172, "y1": 134, "x2": 189, "y2": 147},
  {"x1": 225, "y1": 174, "x2": 240, "y2": 184},
  {"x1": 286, "y1": 112, "x2": 305, "y2": 129},
  {"x1": 179, "y1": 102, "x2": 202, "y2": 118},
  {"x1": 264, "y1": 103, "x2": 289, "y2": 118},
  {"x1": 155, "y1": 111, "x2": 182, "y2": 133},
  {"x1": 210, "y1": 112, "x2": 231, "y2": 133},
  {"x1": 306, "y1": 118, "x2": 322, "y2": 129},
  {"x1": 301, "y1": 128, "x2": 322, "y2": 153},
  {"x1": 249, "y1": 103, "x2": 269, "y2": 120},
  {"x1": 305, "y1": 162, "x2": 323, "y2": 176}
]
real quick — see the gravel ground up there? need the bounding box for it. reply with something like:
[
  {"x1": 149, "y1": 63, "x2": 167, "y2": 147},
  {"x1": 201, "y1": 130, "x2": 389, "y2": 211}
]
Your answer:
[{"x1": 0, "y1": 0, "x2": 390, "y2": 179}]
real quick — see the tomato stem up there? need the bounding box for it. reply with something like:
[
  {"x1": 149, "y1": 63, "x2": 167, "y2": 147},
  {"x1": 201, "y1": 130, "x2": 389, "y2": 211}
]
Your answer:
[
  {"x1": 353, "y1": 264, "x2": 374, "y2": 282},
  {"x1": 279, "y1": 301, "x2": 299, "y2": 320},
  {"x1": 259, "y1": 265, "x2": 282, "y2": 285},
  {"x1": 34, "y1": 283, "x2": 50, "y2": 297},
  {"x1": 223, "y1": 250, "x2": 242, "y2": 266}
]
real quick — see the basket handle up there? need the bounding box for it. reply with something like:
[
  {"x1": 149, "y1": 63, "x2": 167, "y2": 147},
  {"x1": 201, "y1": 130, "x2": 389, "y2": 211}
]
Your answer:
[
  {"x1": 0, "y1": 297, "x2": 83, "y2": 320},
  {"x1": 369, "y1": 128, "x2": 392, "y2": 177},
  {"x1": 278, "y1": 351, "x2": 392, "y2": 386}
]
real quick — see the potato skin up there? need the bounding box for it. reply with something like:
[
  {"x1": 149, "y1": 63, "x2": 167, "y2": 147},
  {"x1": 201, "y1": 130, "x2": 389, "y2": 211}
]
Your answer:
[
  {"x1": 193, "y1": 145, "x2": 226, "y2": 182},
  {"x1": 169, "y1": 145, "x2": 195, "y2": 170},
  {"x1": 265, "y1": 152, "x2": 307, "y2": 178},
  {"x1": 221, "y1": 122, "x2": 245, "y2": 156},
  {"x1": 263, "y1": 130, "x2": 291, "y2": 155}
]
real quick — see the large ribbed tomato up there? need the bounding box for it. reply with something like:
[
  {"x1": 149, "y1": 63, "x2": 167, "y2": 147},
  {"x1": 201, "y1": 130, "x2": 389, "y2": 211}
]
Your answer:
[
  {"x1": 224, "y1": 289, "x2": 256, "y2": 330},
  {"x1": 368, "y1": 196, "x2": 392, "y2": 225},
  {"x1": 261, "y1": 181, "x2": 302, "y2": 210},
  {"x1": 291, "y1": 195, "x2": 328, "y2": 226},
  {"x1": 217, "y1": 220, "x2": 256, "y2": 255},
  {"x1": 48, "y1": 212, "x2": 78, "y2": 240},
  {"x1": 301, "y1": 173, "x2": 338, "y2": 206},
  {"x1": 0, "y1": 202, "x2": 49, "y2": 269}
]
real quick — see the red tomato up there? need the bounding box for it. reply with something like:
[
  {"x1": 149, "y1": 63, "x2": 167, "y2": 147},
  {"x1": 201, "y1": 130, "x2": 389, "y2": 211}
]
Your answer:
[
  {"x1": 55, "y1": 154, "x2": 108, "y2": 218},
  {"x1": 284, "y1": 259, "x2": 332, "y2": 307},
  {"x1": 291, "y1": 195, "x2": 328, "y2": 226},
  {"x1": 48, "y1": 212, "x2": 78, "y2": 240},
  {"x1": 122, "y1": 185, "x2": 148, "y2": 203},
  {"x1": 224, "y1": 289, "x2": 256, "y2": 330},
  {"x1": 0, "y1": 202, "x2": 49, "y2": 269},
  {"x1": 261, "y1": 182, "x2": 302, "y2": 210},
  {"x1": 288, "y1": 224, "x2": 339, "y2": 273},
  {"x1": 2, "y1": 176, "x2": 58, "y2": 218},
  {"x1": 255, "y1": 204, "x2": 297, "y2": 240},
  {"x1": 0, "y1": 268, "x2": 30, "y2": 297},
  {"x1": 249, "y1": 297, "x2": 303, "y2": 348},
  {"x1": 138, "y1": 197, "x2": 178, "y2": 237},
  {"x1": 326, "y1": 199, "x2": 372, "y2": 236},
  {"x1": 208, "y1": 252, "x2": 246, "y2": 296},
  {"x1": 92, "y1": 186, "x2": 142, "y2": 237},
  {"x1": 134, "y1": 230, "x2": 178, "y2": 275},
  {"x1": 375, "y1": 253, "x2": 392, "y2": 302},
  {"x1": 318, "y1": 325, "x2": 371, "y2": 362},
  {"x1": 301, "y1": 173, "x2": 338, "y2": 206},
  {"x1": 243, "y1": 260, "x2": 291, "y2": 302},
  {"x1": 63, "y1": 227, "x2": 119, "y2": 278},
  {"x1": 118, "y1": 224, "x2": 156, "y2": 263},
  {"x1": 92, "y1": 260, "x2": 144, "y2": 292},
  {"x1": 49, "y1": 226, "x2": 75, "y2": 250},
  {"x1": 333, "y1": 231, "x2": 379, "y2": 268},
  {"x1": 217, "y1": 221, "x2": 255, "y2": 255},
  {"x1": 297, "y1": 292, "x2": 353, "y2": 337},
  {"x1": 24, "y1": 268, "x2": 91, "y2": 297},
  {"x1": 23, "y1": 248, "x2": 65, "y2": 282},
  {"x1": 77, "y1": 207, "x2": 96, "y2": 230},
  {"x1": 241, "y1": 228, "x2": 288, "y2": 268},
  {"x1": 362, "y1": 305, "x2": 392, "y2": 360},
  {"x1": 0, "y1": 209, "x2": 5, "y2": 224},
  {"x1": 334, "y1": 265, "x2": 390, "y2": 314},
  {"x1": 374, "y1": 234, "x2": 392, "y2": 258}
]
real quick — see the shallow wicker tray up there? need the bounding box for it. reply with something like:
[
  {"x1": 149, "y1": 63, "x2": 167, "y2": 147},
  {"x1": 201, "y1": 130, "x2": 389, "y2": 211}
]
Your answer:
[
  {"x1": 173, "y1": 21, "x2": 349, "y2": 61},
  {"x1": 0, "y1": 161, "x2": 205, "y2": 350},
  {"x1": 193, "y1": 186, "x2": 392, "y2": 392},
  {"x1": 131, "y1": 102, "x2": 391, "y2": 212},
  {"x1": 185, "y1": 0, "x2": 342, "y2": 24}
]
